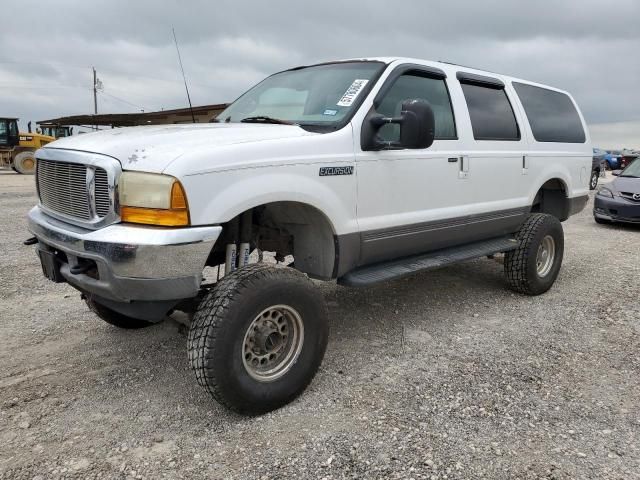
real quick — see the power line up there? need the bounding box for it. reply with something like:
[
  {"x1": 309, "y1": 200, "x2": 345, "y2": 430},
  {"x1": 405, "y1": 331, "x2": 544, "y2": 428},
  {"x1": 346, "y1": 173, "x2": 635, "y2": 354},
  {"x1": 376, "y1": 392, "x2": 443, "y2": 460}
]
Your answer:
[{"x1": 99, "y1": 90, "x2": 147, "y2": 112}]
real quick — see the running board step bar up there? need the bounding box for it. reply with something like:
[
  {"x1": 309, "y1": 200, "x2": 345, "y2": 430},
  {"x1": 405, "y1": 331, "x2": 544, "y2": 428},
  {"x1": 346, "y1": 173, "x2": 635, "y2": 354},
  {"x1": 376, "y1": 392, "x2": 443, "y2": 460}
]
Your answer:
[{"x1": 338, "y1": 236, "x2": 519, "y2": 287}]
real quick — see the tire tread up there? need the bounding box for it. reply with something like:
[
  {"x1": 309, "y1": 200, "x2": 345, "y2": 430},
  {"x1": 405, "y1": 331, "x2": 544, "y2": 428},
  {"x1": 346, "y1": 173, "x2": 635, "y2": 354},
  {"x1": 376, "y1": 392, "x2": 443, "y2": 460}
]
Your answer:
[
  {"x1": 187, "y1": 263, "x2": 325, "y2": 413},
  {"x1": 504, "y1": 213, "x2": 561, "y2": 295}
]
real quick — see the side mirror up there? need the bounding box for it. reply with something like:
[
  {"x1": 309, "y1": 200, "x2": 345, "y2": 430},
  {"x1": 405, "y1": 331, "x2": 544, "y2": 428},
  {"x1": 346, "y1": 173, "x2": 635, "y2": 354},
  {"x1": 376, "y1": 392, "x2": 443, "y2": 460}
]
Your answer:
[
  {"x1": 612, "y1": 170, "x2": 621, "y2": 176},
  {"x1": 362, "y1": 99, "x2": 435, "y2": 151},
  {"x1": 398, "y1": 99, "x2": 435, "y2": 149}
]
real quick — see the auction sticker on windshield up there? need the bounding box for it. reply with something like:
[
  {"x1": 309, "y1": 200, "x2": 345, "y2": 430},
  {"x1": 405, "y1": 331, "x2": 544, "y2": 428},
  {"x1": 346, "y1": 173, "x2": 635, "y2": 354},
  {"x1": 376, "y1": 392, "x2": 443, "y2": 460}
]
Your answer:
[{"x1": 337, "y1": 79, "x2": 369, "y2": 107}]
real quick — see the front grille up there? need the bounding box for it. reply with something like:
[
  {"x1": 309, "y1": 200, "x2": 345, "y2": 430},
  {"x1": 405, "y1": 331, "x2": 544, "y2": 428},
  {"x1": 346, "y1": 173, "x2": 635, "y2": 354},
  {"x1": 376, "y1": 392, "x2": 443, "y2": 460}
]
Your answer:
[
  {"x1": 620, "y1": 192, "x2": 640, "y2": 202},
  {"x1": 94, "y1": 168, "x2": 110, "y2": 217},
  {"x1": 37, "y1": 159, "x2": 111, "y2": 221}
]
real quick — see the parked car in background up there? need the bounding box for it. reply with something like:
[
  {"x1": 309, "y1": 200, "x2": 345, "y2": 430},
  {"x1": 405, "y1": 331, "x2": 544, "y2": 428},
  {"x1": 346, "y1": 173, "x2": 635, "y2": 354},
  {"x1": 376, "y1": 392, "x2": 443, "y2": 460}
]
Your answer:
[
  {"x1": 591, "y1": 148, "x2": 606, "y2": 190},
  {"x1": 594, "y1": 158, "x2": 640, "y2": 224},
  {"x1": 604, "y1": 150, "x2": 623, "y2": 169},
  {"x1": 620, "y1": 150, "x2": 638, "y2": 169}
]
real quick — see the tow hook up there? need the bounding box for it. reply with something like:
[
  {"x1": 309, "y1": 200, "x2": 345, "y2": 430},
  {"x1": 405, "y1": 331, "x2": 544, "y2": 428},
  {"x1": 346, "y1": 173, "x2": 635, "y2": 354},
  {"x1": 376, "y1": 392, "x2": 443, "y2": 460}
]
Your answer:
[{"x1": 70, "y1": 261, "x2": 94, "y2": 275}]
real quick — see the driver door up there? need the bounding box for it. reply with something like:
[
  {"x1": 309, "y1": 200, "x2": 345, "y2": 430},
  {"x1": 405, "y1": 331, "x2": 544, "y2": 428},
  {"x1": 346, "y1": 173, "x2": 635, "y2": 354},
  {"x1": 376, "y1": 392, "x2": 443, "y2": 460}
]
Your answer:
[{"x1": 355, "y1": 66, "x2": 468, "y2": 265}]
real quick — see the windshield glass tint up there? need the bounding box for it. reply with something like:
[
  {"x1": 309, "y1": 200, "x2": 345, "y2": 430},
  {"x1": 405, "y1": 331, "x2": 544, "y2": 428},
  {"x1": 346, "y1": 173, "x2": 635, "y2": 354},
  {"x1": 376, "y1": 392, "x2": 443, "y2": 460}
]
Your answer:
[
  {"x1": 621, "y1": 159, "x2": 640, "y2": 177},
  {"x1": 217, "y1": 62, "x2": 384, "y2": 126}
]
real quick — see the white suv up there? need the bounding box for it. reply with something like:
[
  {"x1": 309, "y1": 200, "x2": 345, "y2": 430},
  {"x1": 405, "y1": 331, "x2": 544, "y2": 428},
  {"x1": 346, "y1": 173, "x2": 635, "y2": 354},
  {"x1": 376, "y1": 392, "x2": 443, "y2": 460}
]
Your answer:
[{"x1": 27, "y1": 57, "x2": 591, "y2": 413}]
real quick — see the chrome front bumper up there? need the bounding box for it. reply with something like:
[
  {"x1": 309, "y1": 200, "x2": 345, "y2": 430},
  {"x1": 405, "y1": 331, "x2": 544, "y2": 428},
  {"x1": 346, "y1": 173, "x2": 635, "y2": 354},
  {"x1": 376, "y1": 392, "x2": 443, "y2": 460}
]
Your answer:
[{"x1": 28, "y1": 206, "x2": 221, "y2": 303}]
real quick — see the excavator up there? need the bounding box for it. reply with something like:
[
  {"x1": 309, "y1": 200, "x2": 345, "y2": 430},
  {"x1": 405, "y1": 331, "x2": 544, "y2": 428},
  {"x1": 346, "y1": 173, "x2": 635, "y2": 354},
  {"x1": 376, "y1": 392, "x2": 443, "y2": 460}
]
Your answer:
[{"x1": 0, "y1": 117, "x2": 55, "y2": 174}]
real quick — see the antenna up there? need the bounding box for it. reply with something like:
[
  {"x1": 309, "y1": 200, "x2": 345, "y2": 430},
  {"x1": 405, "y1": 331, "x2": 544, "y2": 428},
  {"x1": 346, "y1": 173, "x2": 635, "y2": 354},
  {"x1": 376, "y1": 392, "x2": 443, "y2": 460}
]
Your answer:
[{"x1": 172, "y1": 27, "x2": 196, "y2": 123}]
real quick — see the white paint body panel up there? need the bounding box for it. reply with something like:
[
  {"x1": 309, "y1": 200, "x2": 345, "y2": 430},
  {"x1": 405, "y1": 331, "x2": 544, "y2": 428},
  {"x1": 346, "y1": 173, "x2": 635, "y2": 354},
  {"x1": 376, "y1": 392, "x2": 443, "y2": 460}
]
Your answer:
[{"x1": 40, "y1": 57, "x2": 591, "y2": 241}]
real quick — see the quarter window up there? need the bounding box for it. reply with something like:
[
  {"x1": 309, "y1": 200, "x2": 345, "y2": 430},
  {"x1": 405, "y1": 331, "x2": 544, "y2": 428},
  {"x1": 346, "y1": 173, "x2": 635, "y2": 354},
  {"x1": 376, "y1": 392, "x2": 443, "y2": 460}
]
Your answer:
[
  {"x1": 376, "y1": 72, "x2": 456, "y2": 142},
  {"x1": 513, "y1": 82, "x2": 585, "y2": 143},
  {"x1": 460, "y1": 82, "x2": 520, "y2": 141}
]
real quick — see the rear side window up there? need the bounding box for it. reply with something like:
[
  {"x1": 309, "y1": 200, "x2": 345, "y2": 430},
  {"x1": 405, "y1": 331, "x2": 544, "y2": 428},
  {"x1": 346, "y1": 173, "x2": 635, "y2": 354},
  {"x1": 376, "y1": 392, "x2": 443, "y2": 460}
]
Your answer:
[
  {"x1": 513, "y1": 82, "x2": 585, "y2": 143},
  {"x1": 460, "y1": 82, "x2": 520, "y2": 141}
]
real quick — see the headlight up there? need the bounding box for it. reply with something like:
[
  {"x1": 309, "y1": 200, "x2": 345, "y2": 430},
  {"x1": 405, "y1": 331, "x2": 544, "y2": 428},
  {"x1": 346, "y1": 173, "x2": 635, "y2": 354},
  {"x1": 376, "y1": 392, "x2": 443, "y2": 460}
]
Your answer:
[
  {"x1": 119, "y1": 172, "x2": 189, "y2": 226},
  {"x1": 596, "y1": 186, "x2": 614, "y2": 198}
]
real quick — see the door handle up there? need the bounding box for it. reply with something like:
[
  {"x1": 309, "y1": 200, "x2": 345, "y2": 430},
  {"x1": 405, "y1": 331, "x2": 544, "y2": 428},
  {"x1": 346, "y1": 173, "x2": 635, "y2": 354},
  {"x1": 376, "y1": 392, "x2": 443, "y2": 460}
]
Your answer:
[
  {"x1": 458, "y1": 155, "x2": 470, "y2": 179},
  {"x1": 448, "y1": 157, "x2": 458, "y2": 163}
]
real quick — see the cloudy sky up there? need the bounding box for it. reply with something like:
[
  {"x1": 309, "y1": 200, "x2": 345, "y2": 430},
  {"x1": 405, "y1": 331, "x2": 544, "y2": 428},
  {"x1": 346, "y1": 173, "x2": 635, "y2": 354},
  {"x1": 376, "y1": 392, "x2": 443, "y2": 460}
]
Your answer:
[{"x1": 1, "y1": 0, "x2": 639, "y2": 148}]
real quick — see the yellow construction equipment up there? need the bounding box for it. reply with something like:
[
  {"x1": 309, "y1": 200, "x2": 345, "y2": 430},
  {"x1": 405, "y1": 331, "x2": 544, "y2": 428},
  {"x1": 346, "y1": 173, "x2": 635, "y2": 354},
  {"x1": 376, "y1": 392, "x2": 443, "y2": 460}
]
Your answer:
[
  {"x1": 38, "y1": 123, "x2": 73, "y2": 139},
  {"x1": 0, "y1": 117, "x2": 55, "y2": 174}
]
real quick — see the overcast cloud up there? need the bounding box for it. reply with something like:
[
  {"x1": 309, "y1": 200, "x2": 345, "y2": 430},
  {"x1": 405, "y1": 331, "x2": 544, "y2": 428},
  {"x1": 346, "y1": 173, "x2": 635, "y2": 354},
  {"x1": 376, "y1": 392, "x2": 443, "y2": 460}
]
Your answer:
[{"x1": 1, "y1": 0, "x2": 638, "y2": 147}]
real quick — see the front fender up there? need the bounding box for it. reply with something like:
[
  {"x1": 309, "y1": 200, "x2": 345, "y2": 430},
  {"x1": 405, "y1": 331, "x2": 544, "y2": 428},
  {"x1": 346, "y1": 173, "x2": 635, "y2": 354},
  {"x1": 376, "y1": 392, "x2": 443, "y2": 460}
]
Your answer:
[{"x1": 182, "y1": 167, "x2": 358, "y2": 235}]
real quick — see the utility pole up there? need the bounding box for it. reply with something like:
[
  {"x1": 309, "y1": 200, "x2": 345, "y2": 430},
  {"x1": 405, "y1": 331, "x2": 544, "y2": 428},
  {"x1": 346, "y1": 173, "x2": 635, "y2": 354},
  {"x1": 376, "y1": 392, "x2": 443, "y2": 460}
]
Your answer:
[{"x1": 92, "y1": 67, "x2": 98, "y2": 130}]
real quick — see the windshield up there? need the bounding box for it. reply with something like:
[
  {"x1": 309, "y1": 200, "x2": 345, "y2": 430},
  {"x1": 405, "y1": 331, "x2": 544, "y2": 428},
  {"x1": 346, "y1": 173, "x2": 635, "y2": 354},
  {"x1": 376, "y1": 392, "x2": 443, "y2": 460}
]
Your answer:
[
  {"x1": 216, "y1": 61, "x2": 385, "y2": 130},
  {"x1": 620, "y1": 159, "x2": 640, "y2": 177}
]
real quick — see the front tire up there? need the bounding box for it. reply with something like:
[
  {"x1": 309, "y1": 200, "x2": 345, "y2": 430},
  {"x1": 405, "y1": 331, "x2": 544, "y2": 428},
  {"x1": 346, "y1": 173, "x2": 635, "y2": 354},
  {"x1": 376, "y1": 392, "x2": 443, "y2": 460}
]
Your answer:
[
  {"x1": 188, "y1": 264, "x2": 328, "y2": 414},
  {"x1": 504, "y1": 213, "x2": 564, "y2": 296},
  {"x1": 84, "y1": 297, "x2": 155, "y2": 329},
  {"x1": 12, "y1": 151, "x2": 36, "y2": 174}
]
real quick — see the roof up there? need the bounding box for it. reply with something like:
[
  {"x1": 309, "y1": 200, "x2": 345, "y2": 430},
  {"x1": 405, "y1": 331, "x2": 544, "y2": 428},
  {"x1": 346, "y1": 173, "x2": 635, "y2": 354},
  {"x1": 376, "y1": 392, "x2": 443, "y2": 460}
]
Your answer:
[
  {"x1": 333, "y1": 57, "x2": 567, "y2": 93},
  {"x1": 37, "y1": 103, "x2": 228, "y2": 128}
]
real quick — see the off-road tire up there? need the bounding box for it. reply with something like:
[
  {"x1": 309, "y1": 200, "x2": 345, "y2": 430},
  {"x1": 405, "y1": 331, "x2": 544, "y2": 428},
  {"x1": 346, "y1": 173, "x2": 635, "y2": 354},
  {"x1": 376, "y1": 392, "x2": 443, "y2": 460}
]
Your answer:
[
  {"x1": 504, "y1": 213, "x2": 564, "y2": 296},
  {"x1": 589, "y1": 170, "x2": 599, "y2": 190},
  {"x1": 188, "y1": 263, "x2": 328, "y2": 414},
  {"x1": 84, "y1": 297, "x2": 155, "y2": 329},
  {"x1": 12, "y1": 151, "x2": 36, "y2": 175}
]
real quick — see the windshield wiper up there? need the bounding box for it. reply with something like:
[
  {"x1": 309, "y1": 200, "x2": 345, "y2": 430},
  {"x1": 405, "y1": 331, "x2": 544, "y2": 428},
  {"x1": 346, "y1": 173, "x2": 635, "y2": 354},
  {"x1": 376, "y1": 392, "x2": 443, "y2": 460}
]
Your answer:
[{"x1": 240, "y1": 116, "x2": 295, "y2": 125}]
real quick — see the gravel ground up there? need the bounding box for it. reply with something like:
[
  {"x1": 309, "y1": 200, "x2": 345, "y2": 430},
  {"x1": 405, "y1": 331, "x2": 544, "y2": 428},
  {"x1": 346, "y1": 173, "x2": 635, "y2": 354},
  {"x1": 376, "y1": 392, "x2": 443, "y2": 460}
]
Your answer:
[{"x1": 0, "y1": 170, "x2": 638, "y2": 479}]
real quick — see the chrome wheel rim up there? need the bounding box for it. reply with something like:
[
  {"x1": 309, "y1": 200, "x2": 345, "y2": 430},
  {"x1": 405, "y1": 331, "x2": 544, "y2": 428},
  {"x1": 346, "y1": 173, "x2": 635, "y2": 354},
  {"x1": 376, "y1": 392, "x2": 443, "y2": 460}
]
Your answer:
[
  {"x1": 536, "y1": 235, "x2": 556, "y2": 277},
  {"x1": 242, "y1": 304, "x2": 304, "y2": 382}
]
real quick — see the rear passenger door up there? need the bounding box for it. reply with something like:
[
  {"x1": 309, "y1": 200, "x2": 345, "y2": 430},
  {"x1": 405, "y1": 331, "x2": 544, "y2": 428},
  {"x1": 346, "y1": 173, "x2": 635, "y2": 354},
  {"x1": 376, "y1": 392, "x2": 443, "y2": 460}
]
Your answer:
[{"x1": 454, "y1": 72, "x2": 531, "y2": 241}]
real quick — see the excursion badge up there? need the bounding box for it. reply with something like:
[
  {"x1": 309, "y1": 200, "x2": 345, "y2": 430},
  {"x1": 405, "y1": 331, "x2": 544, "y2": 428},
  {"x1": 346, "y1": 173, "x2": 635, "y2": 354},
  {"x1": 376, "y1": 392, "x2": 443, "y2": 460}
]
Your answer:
[{"x1": 319, "y1": 166, "x2": 354, "y2": 176}]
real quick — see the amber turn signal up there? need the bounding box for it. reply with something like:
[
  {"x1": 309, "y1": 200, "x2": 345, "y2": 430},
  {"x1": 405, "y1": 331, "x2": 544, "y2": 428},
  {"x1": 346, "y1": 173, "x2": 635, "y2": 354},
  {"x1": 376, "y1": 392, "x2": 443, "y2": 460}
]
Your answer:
[
  {"x1": 120, "y1": 177, "x2": 190, "y2": 227},
  {"x1": 121, "y1": 206, "x2": 189, "y2": 227}
]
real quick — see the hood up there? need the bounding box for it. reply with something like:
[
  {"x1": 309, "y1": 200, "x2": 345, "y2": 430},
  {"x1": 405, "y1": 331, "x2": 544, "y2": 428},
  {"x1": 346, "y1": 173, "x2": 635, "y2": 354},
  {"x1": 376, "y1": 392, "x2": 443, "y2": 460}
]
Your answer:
[
  {"x1": 612, "y1": 176, "x2": 640, "y2": 193},
  {"x1": 42, "y1": 123, "x2": 317, "y2": 172}
]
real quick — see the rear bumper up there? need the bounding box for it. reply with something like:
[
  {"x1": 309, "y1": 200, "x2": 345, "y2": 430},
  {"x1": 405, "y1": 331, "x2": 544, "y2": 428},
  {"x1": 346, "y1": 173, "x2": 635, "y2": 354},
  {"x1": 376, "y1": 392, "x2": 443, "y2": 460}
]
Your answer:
[
  {"x1": 593, "y1": 195, "x2": 640, "y2": 224},
  {"x1": 28, "y1": 206, "x2": 221, "y2": 303}
]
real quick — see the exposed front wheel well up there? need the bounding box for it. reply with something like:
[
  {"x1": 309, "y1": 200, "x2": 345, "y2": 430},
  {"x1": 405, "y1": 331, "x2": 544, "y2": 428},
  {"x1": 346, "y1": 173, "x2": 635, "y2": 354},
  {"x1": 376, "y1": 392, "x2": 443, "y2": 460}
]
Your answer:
[
  {"x1": 531, "y1": 179, "x2": 570, "y2": 221},
  {"x1": 208, "y1": 202, "x2": 338, "y2": 280}
]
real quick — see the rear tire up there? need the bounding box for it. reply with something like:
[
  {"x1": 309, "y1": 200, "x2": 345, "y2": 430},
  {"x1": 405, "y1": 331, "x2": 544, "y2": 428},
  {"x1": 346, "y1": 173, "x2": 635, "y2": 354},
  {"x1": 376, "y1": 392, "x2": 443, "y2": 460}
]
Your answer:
[
  {"x1": 589, "y1": 170, "x2": 599, "y2": 190},
  {"x1": 188, "y1": 263, "x2": 328, "y2": 414},
  {"x1": 84, "y1": 297, "x2": 155, "y2": 329},
  {"x1": 12, "y1": 151, "x2": 36, "y2": 174},
  {"x1": 504, "y1": 213, "x2": 564, "y2": 296}
]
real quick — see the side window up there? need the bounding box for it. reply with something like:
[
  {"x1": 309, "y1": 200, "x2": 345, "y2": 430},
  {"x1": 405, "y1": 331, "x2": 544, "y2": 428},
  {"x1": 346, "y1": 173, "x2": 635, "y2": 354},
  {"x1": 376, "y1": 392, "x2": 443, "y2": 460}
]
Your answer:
[
  {"x1": 459, "y1": 81, "x2": 520, "y2": 141},
  {"x1": 513, "y1": 82, "x2": 585, "y2": 143},
  {"x1": 9, "y1": 121, "x2": 18, "y2": 136},
  {"x1": 376, "y1": 73, "x2": 456, "y2": 142}
]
